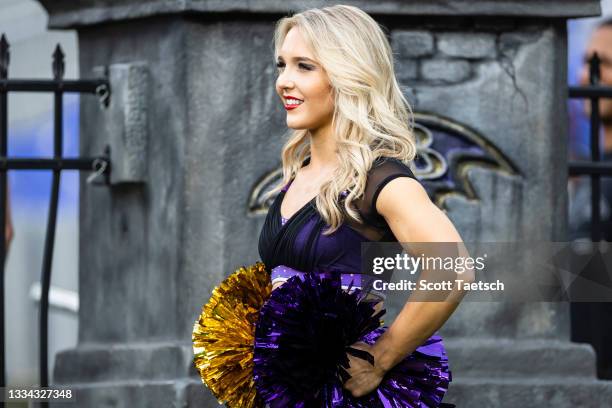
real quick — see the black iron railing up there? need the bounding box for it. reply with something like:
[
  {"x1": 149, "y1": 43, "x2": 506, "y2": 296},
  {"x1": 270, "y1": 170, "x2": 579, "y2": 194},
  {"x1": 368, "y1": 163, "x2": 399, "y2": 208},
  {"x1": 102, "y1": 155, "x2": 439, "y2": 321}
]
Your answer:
[
  {"x1": 568, "y1": 53, "x2": 612, "y2": 241},
  {"x1": 0, "y1": 33, "x2": 111, "y2": 407},
  {"x1": 568, "y1": 52, "x2": 612, "y2": 381}
]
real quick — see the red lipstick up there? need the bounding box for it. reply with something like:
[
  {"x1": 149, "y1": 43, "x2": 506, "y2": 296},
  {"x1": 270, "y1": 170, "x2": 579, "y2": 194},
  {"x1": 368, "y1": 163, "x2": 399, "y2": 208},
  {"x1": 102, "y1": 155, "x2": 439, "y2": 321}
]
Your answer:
[{"x1": 283, "y1": 95, "x2": 304, "y2": 111}]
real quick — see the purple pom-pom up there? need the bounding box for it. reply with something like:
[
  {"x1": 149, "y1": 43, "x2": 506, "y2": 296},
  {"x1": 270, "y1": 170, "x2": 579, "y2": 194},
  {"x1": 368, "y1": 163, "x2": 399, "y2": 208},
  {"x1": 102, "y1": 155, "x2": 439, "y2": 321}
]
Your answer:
[{"x1": 253, "y1": 272, "x2": 452, "y2": 407}]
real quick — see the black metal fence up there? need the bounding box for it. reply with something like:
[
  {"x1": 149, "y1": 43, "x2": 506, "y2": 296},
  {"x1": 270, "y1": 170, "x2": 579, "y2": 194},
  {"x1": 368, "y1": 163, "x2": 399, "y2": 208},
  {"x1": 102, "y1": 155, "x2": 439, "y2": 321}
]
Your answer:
[
  {"x1": 568, "y1": 53, "x2": 612, "y2": 238},
  {"x1": 0, "y1": 33, "x2": 111, "y2": 407},
  {"x1": 568, "y1": 52, "x2": 612, "y2": 380}
]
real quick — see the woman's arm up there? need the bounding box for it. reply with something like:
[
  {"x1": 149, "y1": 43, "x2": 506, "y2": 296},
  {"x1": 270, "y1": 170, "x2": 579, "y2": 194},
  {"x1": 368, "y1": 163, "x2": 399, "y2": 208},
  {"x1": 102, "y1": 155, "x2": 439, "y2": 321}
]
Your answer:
[{"x1": 369, "y1": 176, "x2": 473, "y2": 373}]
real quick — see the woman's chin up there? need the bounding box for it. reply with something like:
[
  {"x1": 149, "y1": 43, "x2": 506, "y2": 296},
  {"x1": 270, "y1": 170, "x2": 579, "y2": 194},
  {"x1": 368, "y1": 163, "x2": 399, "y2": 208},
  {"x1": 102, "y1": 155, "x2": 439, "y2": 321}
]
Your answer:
[{"x1": 286, "y1": 121, "x2": 306, "y2": 130}]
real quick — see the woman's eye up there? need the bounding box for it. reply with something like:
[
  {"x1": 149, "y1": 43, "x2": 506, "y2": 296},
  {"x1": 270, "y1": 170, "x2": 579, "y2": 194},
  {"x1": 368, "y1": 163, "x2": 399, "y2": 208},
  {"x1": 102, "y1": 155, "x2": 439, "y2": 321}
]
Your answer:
[
  {"x1": 298, "y1": 63, "x2": 313, "y2": 71},
  {"x1": 275, "y1": 62, "x2": 313, "y2": 71}
]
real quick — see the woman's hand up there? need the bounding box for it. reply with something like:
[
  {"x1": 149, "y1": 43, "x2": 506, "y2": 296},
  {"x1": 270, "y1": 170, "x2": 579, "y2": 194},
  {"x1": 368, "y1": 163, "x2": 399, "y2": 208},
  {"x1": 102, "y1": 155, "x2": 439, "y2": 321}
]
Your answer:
[{"x1": 342, "y1": 341, "x2": 386, "y2": 398}]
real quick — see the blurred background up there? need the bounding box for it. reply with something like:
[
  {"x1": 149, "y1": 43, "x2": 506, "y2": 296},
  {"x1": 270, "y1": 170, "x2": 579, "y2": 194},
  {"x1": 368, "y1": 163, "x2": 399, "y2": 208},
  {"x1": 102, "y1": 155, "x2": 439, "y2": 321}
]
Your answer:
[
  {"x1": 0, "y1": 0, "x2": 611, "y2": 389},
  {"x1": 568, "y1": 0, "x2": 612, "y2": 159}
]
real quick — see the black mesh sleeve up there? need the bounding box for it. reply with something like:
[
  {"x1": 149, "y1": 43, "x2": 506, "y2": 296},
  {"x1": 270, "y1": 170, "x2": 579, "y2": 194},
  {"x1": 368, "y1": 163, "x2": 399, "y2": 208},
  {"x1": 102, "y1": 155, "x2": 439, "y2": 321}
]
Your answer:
[{"x1": 356, "y1": 157, "x2": 417, "y2": 228}]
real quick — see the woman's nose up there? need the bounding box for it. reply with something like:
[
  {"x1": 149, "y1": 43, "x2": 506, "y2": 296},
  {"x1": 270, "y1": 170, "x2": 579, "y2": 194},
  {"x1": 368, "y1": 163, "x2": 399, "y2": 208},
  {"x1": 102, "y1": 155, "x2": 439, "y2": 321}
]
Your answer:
[{"x1": 277, "y1": 70, "x2": 295, "y2": 90}]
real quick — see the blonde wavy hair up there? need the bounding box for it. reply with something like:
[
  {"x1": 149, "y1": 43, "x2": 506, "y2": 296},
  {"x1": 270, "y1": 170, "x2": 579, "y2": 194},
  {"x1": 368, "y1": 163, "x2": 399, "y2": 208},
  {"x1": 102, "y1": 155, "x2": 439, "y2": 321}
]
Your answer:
[{"x1": 266, "y1": 4, "x2": 417, "y2": 235}]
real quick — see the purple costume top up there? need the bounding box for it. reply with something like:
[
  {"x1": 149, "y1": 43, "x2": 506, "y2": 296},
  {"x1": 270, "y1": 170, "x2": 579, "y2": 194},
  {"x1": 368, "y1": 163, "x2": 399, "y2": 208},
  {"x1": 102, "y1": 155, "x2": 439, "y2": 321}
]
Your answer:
[{"x1": 257, "y1": 156, "x2": 418, "y2": 301}]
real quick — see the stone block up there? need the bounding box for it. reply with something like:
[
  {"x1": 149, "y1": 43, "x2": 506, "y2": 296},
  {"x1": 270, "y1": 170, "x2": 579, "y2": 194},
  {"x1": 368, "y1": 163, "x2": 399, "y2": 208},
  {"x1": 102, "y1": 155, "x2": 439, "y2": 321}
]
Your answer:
[
  {"x1": 392, "y1": 30, "x2": 434, "y2": 57},
  {"x1": 421, "y1": 58, "x2": 471, "y2": 82},
  {"x1": 395, "y1": 58, "x2": 418, "y2": 82},
  {"x1": 438, "y1": 32, "x2": 497, "y2": 59}
]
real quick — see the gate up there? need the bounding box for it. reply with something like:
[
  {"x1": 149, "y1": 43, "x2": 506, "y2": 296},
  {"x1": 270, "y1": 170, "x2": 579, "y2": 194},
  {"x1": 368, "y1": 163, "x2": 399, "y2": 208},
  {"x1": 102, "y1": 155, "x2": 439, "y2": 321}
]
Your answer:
[
  {"x1": 568, "y1": 52, "x2": 612, "y2": 380},
  {"x1": 0, "y1": 34, "x2": 111, "y2": 407}
]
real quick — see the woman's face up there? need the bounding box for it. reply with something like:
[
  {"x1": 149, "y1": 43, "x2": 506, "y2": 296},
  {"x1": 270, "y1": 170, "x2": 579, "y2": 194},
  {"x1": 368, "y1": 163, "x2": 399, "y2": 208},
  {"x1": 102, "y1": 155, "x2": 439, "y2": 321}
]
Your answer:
[{"x1": 275, "y1": 27, "x2": 335, "y2": 132}]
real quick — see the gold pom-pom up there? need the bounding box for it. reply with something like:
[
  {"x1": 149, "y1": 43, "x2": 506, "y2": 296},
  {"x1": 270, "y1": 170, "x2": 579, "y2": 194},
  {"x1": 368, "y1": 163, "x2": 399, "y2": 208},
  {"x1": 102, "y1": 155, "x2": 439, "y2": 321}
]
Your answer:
[{"x1": 192, "y1": 261, "x2": 270, "y2": 408}]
